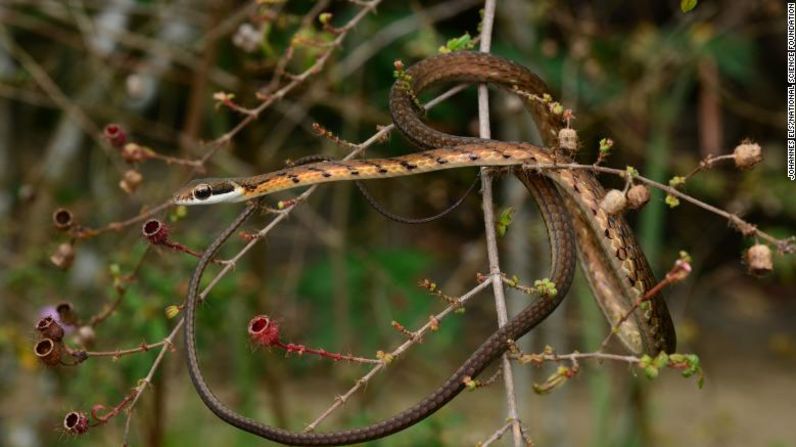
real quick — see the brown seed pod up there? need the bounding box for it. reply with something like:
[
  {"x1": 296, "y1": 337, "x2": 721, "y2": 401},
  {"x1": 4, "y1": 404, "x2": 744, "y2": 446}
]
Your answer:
[
  {"x1": 34, "y1": 338, "x2": 62, "y2": 366},
  {"x1": 142, "y1": 219, "x2": 169, "y2": 244},
  {"x1": 52, "y1": 208, "x2": 74, "y2": 230},
  {"x1": 50, "y1": 242, "x2": 75, "y2": 270},
  {"x1": 558, "y1": 128, "x2": 578, "y2": 153},
  {"x1": 120, "y1": 143, "x2": 151, "y2": 163},
  {"x1": 733, "y1": 141, "x2": 762, "y2": 169},
  {"x1": 599, "y1": 189, "x2": 627, "y2": 215},
  {"x1": 745, "y1": 243, "x2": 773, "y2": 276},
  {"x1": 63, "y1": 411, "x2": 89, "y2": 435},
  {"x1": 119, "y1": 169, "x2": 143, "y2": 194},
  {"x1": 36, "y1": 316, "x2": 64, "y2": 342},
  {"x1": 56, "y1": 302, "x2": 78, "y2": 326},
  {"x1": 626, "y1": 184, "x2": 651, "y2": 209}
]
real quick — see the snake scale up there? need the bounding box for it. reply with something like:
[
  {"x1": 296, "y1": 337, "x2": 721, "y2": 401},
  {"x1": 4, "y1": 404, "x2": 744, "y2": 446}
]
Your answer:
[{"x1": 178, "y1": 51, "x2": 676, "y2": 445}]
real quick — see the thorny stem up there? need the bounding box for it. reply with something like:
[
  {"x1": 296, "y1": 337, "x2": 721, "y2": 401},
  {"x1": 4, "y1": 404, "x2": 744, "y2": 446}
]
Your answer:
[
  {"x1": 270, "y1": 341, "x2": 381, "y2": 364},
  {"x1": 82, "y1": 340, "x2": 171, "y2": 360},
  {"x1": 510, "y1": 348, "x2": 641, "y2": 366},
  {"x1": 92, "y1": 391, "x2": 137, "y2": 425}
]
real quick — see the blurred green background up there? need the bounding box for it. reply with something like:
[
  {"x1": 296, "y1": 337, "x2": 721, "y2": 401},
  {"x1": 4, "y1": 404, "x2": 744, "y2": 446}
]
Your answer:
[{"x1": 1, "y1": 1, "x2": 794, "y2": 446}]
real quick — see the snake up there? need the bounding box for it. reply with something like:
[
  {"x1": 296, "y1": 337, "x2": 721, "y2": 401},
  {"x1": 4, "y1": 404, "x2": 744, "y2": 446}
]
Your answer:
[{"x1": 177, "y1": 51, "x2": 676, "y2": 445}]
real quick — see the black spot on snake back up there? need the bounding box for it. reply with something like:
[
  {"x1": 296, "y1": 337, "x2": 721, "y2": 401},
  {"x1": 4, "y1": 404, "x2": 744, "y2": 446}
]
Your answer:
[
  {"x1": 400, "y1": 160, "x2": 418, "y2": 170},
  {"x1": 307, "y1": 166, "x2": 332, "y2": 178},
  {"x1": 362, "y1": 160, "x2": 388, "y2": 174}
]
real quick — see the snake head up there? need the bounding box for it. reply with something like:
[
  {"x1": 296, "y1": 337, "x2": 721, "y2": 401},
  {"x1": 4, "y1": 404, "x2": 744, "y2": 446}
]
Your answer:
[{"x1": 173, "y1": 179, "x2": 246, "y2": 205}]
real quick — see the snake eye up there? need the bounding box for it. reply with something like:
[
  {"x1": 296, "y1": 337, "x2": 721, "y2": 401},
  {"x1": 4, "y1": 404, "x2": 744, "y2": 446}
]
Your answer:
[{"x1": 193, "y1": 184, "x2": 212, "y2": 200}]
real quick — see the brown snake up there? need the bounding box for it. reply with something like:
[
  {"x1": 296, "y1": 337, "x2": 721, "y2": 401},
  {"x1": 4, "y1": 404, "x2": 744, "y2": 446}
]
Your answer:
[{"x1": 178, "y1": 51, "x2": 676, "y2": 445}]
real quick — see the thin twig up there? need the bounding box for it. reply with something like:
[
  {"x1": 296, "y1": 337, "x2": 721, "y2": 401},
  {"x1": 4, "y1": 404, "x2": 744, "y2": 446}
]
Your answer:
[
  {"x1": 527, "y1": 162, "x2": 793, "y2": 252},
  {"x1": 479, "y1": 421, "x2": 514, "y2": 447},
  {"x1": 304, "y1": 277, "x2": 495, "y2": 431},
  {"x1": 477, "y1": 1, "x2": 523, "y2": 446}
]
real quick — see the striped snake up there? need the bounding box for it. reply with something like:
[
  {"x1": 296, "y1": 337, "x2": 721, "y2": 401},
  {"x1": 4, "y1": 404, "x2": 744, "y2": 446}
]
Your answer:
[{"x1": 177, "y1": 51, "x2": 676, "y2": 445}]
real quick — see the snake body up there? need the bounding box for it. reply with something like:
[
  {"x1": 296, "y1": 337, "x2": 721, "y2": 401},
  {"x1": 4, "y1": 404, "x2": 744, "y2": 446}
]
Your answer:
[{"x1": 180, "y1": 51, "x2": 676, "y2": 445}]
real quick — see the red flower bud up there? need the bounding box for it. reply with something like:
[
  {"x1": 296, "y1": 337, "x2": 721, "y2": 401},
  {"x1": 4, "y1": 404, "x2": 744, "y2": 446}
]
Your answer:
[{"x1": 104, "y1": 124, "x2": 127, "y2": 148}]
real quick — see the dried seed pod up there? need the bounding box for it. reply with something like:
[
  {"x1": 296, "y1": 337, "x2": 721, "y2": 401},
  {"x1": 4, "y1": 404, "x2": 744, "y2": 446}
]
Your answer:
[
  {"x1": 52, "y1": 208, "x2": 74, "y2": 230},
  {"x1": 34, "y1": 338, "x2": 62, "y2": 366},
  {"x1": 558, "y1": 128, "x2": 578, "y2": 152},
  {"x1": 248, "y1": 315, "x2": 280, "y2": 346},
  {"x1": 142, "y1": 219, "x2": 169, "y2": 244},
  {"x1": 626, "y1": 184, "x2": 651, "y2": 209},
  {"x1": 63, "y1": 411, "x2": 89, "y2": 435},
  {"x1": 50, "y1": 242, "x2": 75, "y2": 270},
  {"x1": 56, "y1": 302, "x2": 78, "y2": 326},
  {"x1": 36, "y1": 316, "x2": 64, "y2": 342},
  {"x1": 745, "y1": 243, "x2": 773, "y2": 276},
  {"x1": 599, "y1": 189, "x2": 627, "y2": 215},
  {"x1": 119, "y1": 169, "x2": 143, "y2": 194},
  {"x1": 733, "y1": 141, "x2": 762, "y2": 169},
  {"x1": 120, "y1": 143, "x2": 150, "y2": 163}
]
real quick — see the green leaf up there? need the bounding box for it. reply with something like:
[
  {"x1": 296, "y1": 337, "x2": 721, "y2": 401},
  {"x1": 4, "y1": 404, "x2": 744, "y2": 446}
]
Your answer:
[
  {"x1": 665, "y1": 194, "x2": 680, "y2": 208},
  {"x1": 599, "y1": 138, "x2": 614, "y2": 154},
  {"x1": 680, "y1": 0, "x2": 698, "y2": 13},
  {"x1": 496, "y1": 207, "x2": 515, "y2": 238},
  {"x1": 439, "y1": 32, "x2": 475, "y2": 54}
]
